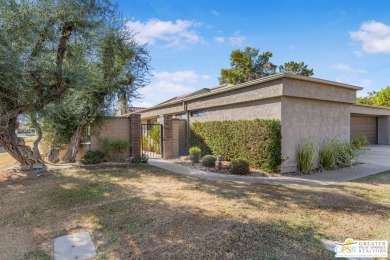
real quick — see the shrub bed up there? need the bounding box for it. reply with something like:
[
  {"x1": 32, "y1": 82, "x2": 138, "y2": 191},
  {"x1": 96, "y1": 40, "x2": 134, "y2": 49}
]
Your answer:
[
  {"x1": 298, "y1": 139, "x2": 361, "y2": 173},
  {"x1": 190, "y1": 119, "x2": 282, "y2": 172},
  {"x1": 81, "y1": 150, "x2": 106, "y2": 164}
]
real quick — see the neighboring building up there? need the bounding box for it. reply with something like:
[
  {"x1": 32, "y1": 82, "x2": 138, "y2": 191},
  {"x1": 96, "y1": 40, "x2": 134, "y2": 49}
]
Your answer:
[{"x1": 134, "y1": 73, "x2": 390, "y2": 172}]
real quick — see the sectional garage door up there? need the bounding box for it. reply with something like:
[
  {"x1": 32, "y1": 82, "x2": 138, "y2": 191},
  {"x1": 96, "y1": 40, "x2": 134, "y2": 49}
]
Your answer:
[{"x1": 350, "y1": 115, "x2": 378, "y2": 144}]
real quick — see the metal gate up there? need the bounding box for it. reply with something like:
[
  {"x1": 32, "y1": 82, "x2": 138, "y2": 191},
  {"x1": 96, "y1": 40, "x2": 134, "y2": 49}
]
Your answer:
[{"x1": 141, "y1": 124, "x2": 163, "y2": 159}]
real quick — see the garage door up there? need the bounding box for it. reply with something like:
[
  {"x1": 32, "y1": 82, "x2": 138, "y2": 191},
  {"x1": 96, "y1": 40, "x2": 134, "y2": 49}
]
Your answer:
[{"x1": 350, "y1": 116, "x2": 377, "y2": 144}]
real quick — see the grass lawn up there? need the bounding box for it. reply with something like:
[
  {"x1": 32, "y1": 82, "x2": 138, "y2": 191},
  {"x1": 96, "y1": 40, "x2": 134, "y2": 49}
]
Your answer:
[{"x1": 0, "y1": 164, "x2": 389, "y2": 259}]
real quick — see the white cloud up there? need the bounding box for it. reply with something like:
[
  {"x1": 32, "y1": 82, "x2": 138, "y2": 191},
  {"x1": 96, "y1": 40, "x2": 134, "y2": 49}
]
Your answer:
[
  {"x1": 350, "y1": 21, "x2": 390, "y2": 53},
  {"x1": 335, "y1": 77, "x2": 372, "y2": 88},
  {"x1": 354, "y1": 50, "x2": 363, "y2": 57},
  {"x1": 214, "y1": 36, "x2": 225, "y2": 42},
  {"x1": 211, "y1": 10, "x2": 220, "y2": 16},
  {"x1": 140, "y1": 80, "x2": 195, "y2": 97},
  {"x1": 154, "y1": 70, "x2": 199, "y2": 83},
  {"x1": 132, "y1": 100, "x2": 153, "y2": 108},
  {"x1": 134, "y1": 70, "x2": 212, "y2": 107},
  {"x1": 331, "y1": 63, "x2": 366, "y2": 73},
  {"x1": 229, "y1": 32, "x2": 246, "y2": 46},
  {"x1": 126, "y1": 19, "x2": 203, "y2": 47},
  {"x1": 358, "y1": 79, "x2": 372, "y2": 88}
]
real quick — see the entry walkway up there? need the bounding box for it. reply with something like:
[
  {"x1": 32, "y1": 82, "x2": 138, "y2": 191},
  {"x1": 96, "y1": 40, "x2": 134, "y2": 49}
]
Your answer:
[{"x1": 148, "y1": 159, "x2": 390, "y2": 186}]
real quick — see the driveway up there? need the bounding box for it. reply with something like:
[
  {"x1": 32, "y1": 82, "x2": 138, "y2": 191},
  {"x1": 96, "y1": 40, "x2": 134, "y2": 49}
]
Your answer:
[{"x1": 358, "y1": 145, "x2": 390, "y2": 166}]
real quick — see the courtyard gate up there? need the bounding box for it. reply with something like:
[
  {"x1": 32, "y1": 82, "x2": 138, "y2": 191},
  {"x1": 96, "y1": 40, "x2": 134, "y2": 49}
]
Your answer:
[{"x1": 141, "y1": 124, "x2": 163, "y2": 159}]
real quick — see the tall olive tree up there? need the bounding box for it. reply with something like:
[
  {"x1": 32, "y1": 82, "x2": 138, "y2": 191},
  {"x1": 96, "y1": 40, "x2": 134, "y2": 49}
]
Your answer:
[
  {"x1": 43, "y1": 29, "x2": 150, "y2": 163},
  {"x1": 0, "y1": 0, "x2": 117, "y2": 169}
]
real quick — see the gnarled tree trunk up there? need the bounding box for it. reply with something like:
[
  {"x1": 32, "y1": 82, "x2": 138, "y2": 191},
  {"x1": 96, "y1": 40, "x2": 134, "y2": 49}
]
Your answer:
[
  {"x1": 0, "y1": 118, "x2": 46, "y2": 170},
  {"x1": 61, "y1": 126, "x2": 83, "y2": 163},
  {"x1": 30, "y1": 113, "x2": 42, "y2": 160},
  {"x1": 48, "y1": 139, "x2": 59, "y2": 163}
]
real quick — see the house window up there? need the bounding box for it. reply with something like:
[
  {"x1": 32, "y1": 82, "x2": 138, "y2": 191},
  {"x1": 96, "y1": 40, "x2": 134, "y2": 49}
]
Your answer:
[
  {"x1": 190, "y1": 110, "x2": 205, "y2": 117},
  {"x1": 175, "y1": 113, "x2": 186, "y2": 119}
]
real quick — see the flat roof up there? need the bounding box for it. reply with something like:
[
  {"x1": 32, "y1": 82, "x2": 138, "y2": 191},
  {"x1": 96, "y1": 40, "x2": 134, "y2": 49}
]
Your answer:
[
  {"x1": 134, "y1": 73, "x2": 364, "y2": 113},
  {"x1": 352, "y1": 103, "x2": 390, "y2": 110}
]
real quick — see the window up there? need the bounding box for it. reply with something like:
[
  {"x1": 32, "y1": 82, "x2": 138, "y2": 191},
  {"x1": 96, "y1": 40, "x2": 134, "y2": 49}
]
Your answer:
[
  {"x1": 175, "y1": 113, "x2": 186, "y2": 119},
  {"x1": 190, "y1": 110, "x2": 205, "y2": 117}
]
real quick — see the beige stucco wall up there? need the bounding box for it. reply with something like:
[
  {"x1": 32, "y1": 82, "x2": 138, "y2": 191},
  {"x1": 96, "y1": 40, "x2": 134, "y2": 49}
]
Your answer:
[
  {"x1": 140, "y1": 103, "x2": 184, "y2": 119},
  {"x1": 188, "y1": 97, "x2": 281, "y2": 123},
  {"x1": 351, "y1": 104, "x2": 390, "y2": 116},
  {"x1": 283, "y1": 78, "x2": 357, "y2": 104},
  {"x1": 186, "y1": 79, "x2": 283, "y2": 111},
  {"x1": 139, "y1": 79, "x2": 283, "y2": 120},
  {"x1": 280, "y1": 97, "x2": 351, "y2": 172},
  {"x1": 90, "y1": 118, "x2": 131, "y2": 157}
]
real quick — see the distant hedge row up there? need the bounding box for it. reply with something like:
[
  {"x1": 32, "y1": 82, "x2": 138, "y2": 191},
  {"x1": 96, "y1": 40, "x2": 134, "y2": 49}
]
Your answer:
[{"x1": 190, "y1": 119, "x2": 282, "y2": 172}]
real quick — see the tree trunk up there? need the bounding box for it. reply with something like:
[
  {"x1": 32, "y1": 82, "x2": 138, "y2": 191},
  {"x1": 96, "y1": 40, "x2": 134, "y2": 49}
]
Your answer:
[
  {"x1": 0, "y1": 118, "x2": 46, "y2": 170},
  {"x1": 61, "y1": 126, "x2": 83, "y2": 163},
  {"x1": 30, "y1": 113, "x2": 42, "y2": 160},
  {"x1": 48, "y1": 148, "x2": 59, "y2": 163}
]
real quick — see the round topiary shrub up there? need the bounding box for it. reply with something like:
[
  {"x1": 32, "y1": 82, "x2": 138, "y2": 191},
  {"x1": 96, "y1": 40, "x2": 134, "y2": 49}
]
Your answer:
[
  {"x1": 201, "y1": 155, "x2": 217, "y2": 168},
  {"x1": 189, "y1": 146, "x2": 201, "y2": 162},
  {"x1": 230, "y1": 158, "x2": 250, "y2": 175}
]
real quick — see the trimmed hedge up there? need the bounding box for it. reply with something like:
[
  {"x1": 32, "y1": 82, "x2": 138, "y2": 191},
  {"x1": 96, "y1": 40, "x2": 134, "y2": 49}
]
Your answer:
[{"x1": 190, "y1": 119, "x2": 282, "y2": 172}]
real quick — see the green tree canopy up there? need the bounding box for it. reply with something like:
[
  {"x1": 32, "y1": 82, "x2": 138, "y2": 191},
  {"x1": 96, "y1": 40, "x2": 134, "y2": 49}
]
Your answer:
[
  {"x1": 278, "y1": 61, "x2": 314, "y2": 76},
  {"x1": 219, "y1": 47, "x2": 277, "y2": 84},
  {"x1": 357, "y1": 87, "x2": 390, "y2": 106}
]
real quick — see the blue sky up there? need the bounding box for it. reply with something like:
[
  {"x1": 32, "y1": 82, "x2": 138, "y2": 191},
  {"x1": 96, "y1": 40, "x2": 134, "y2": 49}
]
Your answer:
[{"x1": 116, "y1": 0, "x2": 390, "y2": 107}]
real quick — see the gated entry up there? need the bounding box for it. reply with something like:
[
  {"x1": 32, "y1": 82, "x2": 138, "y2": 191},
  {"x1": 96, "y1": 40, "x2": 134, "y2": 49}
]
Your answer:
[{"x1": 141, "y1": 124, "x2": 163, "y2": 159}]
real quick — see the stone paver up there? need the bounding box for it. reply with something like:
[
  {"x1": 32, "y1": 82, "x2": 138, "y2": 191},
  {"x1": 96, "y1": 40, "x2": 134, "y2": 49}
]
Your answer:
[
  {"x1": 148, "y1": 159, "x2": 389, "y2": 186},
  {"x1": 54, "y1": 232, "x2": 97, "y2": 260}
]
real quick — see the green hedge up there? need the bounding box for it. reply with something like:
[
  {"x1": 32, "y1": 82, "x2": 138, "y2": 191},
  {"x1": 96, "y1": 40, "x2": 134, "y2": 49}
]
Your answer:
[{"x1": 190, "y1": 119, "x2": 282, "y2": 172}]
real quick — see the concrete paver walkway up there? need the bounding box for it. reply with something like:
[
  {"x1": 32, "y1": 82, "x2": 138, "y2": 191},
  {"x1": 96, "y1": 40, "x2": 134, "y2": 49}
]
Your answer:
[
  {"x1": 148, "y1": 159, "x2": 390, "y2": 186},
  {"x1": 54, "y1": 232, "x2": 97, "y2": 260}
]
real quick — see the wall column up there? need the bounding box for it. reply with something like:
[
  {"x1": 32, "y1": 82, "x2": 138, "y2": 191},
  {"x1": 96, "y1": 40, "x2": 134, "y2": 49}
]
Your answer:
[
  {"x1": 158, "y1": 115, "x2": 173, "y2": 159},
  {"x1": 129, "y1": 114, "x2": 141, "y2": 157}
]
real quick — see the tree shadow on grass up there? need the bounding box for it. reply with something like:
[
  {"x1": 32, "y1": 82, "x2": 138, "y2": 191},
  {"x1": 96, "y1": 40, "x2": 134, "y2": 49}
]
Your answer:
[
  {"x1": 145, "y1": 165, "x2": 390, "y2": 216},
  {"x1": 89, "y1": 196, "x2": 335, "y2": 260}
]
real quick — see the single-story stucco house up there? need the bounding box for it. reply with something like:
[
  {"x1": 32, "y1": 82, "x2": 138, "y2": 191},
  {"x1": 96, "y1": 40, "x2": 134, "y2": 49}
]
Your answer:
[{"x1": 132, "y1": 73, "x2": 390, "y2": 172}]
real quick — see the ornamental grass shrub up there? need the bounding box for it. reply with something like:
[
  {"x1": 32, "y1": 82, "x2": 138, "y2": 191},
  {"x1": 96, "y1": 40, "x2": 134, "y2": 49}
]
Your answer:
[
  {"x1": 297, "y1": 140, "x2": 318, "y2": 174},
  {"x1": 350, "y1": 136, "x2": 368, "y2": 149},
  {"x1": 306, "y1": 139, "x2": 360, "y2": 172},
  {"x1": 190, "y1": 119, "x2": 282, "y2": 172},
  {"x1": 189, "y1": 146, "x2": 202, "y2": 162}
]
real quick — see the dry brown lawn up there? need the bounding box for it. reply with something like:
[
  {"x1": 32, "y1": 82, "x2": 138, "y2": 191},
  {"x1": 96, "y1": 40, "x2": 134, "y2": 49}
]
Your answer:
[
  {"x1": 0, "y1": 152, "x2": 16, "y2": 168},
  {"x1": 0, "y1": 164, "x2": 389, "y2": 259}
]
